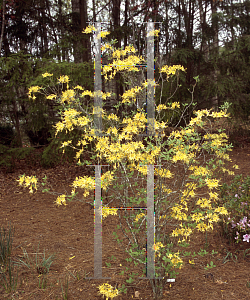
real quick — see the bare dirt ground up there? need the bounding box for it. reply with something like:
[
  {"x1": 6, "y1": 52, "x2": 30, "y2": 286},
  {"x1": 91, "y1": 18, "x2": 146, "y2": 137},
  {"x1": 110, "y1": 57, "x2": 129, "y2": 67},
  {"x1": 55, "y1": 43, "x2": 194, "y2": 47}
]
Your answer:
[{"x1": 1, "y1": 136, "x2": 250, "y2": 299}]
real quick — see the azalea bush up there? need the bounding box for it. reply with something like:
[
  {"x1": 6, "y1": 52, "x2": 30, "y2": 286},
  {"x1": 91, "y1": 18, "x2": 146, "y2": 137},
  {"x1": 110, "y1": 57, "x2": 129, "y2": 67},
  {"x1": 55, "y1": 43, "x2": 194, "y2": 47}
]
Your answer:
[
  {"x1": 218, "y1": 174, "x2": 250, "y2": 244},
  {"x1": 16, "y1": 26, "x2": 238, "y2": 299}
]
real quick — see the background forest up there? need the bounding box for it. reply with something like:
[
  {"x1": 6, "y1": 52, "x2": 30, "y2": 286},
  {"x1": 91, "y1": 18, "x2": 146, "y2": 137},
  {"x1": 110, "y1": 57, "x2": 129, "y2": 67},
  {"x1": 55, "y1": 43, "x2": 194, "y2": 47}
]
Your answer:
[{"x1": 0, "y1": 0, "x2": 250, "y2": 170}]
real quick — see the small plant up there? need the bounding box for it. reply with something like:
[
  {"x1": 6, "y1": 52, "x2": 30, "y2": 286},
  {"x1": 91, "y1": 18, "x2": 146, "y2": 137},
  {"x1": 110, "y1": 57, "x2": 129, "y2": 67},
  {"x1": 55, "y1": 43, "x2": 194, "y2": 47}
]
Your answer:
[
  {"x1": 118, "y1": 283, "x2": 127, "y2": 295},
  {"x1": 38, "y1": 273, "x2": 47, "y2": 289},
  {"x1": 211, "y1": 249, "x2": 218, "y2": 257},
  {"x1": 218, "y1": 174, "x2": 250, "y2": 244},
  {"x1": 0, "y1": 222, "x2": 14, "y2": 270},
  {"x1": 14, "y1": 242, "x2": 56, "y2": 275},
  {"x1": 243, "y1": 248, "x2": 250, "y2": 258},
  {"x1": 204, "y1": 261, "x2": 216, "y2": 270},
  {"x1": 61, "y1": 276, "x2": 69, "y2": 300},
  {"x1": 223, "y1": 249, "x2": 238, "y2": 264},
  {"x1": 198, "y1": 249, "x2": 209, "y2": 257},
  {"x1": 0, "y1": 257, "x2": 19, "y2": 294}
]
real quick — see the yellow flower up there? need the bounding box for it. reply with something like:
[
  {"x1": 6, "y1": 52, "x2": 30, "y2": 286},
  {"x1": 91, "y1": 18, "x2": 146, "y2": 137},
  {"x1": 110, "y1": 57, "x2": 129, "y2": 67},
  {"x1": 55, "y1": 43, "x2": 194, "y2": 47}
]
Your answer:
[
  {"x1": 156, "y1": 104, "x2": 168, "y2": 111},
  {"x1": 205, "y1": 178, "x2": 220, "y2": 190},
  {"x1": 61, "y1": 140, "x2": 72, "y2": 148},
  {"x1": 160, "y1": 65, "x2": 186, "y2": 76},
  {"x1": 55, "y1": 195, "x2": 67, "y2": 206},
  {"x1": 214, "y1": 206, "x2": 228, "y2": 215},
  {"x1": 74, "y1": 85, "x2": 84, "y2": 90},
  {"x1": 98, "y1": 283, "x2": 119, "y2": 299},
  {"x1": 58, "y1": 75, "x2": 70, "y2": 84},
  {"x1": 154, "y1": 242, "x2": 165, "y2": 252},
  {"x1": 46, "y1": 94, "x2": 57, "y2": 100},
  {"x1": 97, "y1": 31, "x2": 110, "y2": 39},
  {"x1": 61, "y1": 89, "x2": 74, "y2": 103},
  {"x1": 134, "y1": 213, "x2": 145, "y2": 222},
  {"x1": 17, "y1": 175, "x2": 25, "y2": 186},
  {"x1": 81, "y1": 90, "x2": 94, "y2": 97},
  {"x1": 82, "y1": 25, "x2": 96, "y2": 34},
  {"x1": 147, "y1": 29, "x2": 160, "y2": 37},
  {"x1": 28, "y1": 86, "x2": 41, "y2": 99},
  {"x1": 171, "y1": 102, "x2": 180, "y2": 109},
  {"x1": 196, "y1": 198, "x2": 212, "y2": 209},
  {"x1": 209, "y1": 191, "x2": 219, "y2": 200},
  {"x1": 42, "y1": 72, "x2": 53, "y2": 77},
  {"x1": 100, "y1": 207, "x2": 118, "y2": 218},
  {"x1": 155, "y1": 168, "x2": 173, "y2": 178},
  {"x1": 196, "y1": 222, "x2": 208, "y2": 232}
]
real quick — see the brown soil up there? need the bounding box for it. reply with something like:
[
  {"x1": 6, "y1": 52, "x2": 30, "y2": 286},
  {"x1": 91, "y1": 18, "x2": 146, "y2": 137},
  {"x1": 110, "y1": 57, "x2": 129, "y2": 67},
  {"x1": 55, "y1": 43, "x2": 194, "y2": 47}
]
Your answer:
[{"x1": 1, "y1": 142, "x2": 250, "y2": 299}]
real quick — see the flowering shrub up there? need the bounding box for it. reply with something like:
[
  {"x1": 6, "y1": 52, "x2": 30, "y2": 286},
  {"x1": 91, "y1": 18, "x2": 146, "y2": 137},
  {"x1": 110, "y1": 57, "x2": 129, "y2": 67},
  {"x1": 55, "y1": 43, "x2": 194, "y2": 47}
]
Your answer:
[
  {"x1": 17, "y1": 26, "x2": 238, "y2": 299},
  {"x1": 218, "y1": 174, "x2": 250, "y2": 244}
]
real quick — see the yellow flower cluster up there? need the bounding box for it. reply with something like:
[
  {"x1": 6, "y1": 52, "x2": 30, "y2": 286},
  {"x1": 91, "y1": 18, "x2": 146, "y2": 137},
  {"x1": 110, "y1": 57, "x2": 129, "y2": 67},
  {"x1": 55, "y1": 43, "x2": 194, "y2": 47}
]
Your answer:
[
  {"x1": 121, "y1": 86, "x2": 142, "y2": 103},
  {"x1": 82, "y1": 25, "x2": 96, "y2": 34},
  {"x1": 102, "y1": 54, "x2": 144, "y2": 80},
  {"x1": 191, "y1": 212, "x2": 204, "y2": 222},
  {"x1": 99, "y1": 207, "x2": 118, "y2": 219},
  {"x1": 154, "y1": 242, "x2": 165, "y2": 257},
  {"x1": 98, "y1": 283, "x2": 119, "y2": 300},
  {"x1": 58, "y1": 75, "x2": 70, "y2": 84},
  {"x1": 189, "y1": 165, "x2": 210, "y2": 177},
  {"x1": 46, "y1": 94, "x2": 57, "y2": 100},
  {"x1": 97, "y1": 31, "x2": 110, "y2": 39},
  {"x1": 101, "y1": 43, "x2": 113, "y2": 52},
  {"x1": 134, "y1": 212, "x2": 146, "y2": 222},
  {"x1": 141, "y1": 79, "x2": 158, "y2": 89},
  {"x1": 101, "y1": 170, "x2": 115, "y2": 191},
  {"x1": 155, "y1": 168, "x2": 173, "y2": 178},
  {"x1": 17, "y1": 175, "x2": 38, "y2": 193},
  {"x1": 205, "y1": 178, "x2": 220, "y2": 190},
  {"x1": 147, "y1": 29, "x2": 160, "y2": 37},
  {"x1": 107, "y1": 113, "x2": 119, "y2": 121},
  {"x1": 167, "y1": 252, "x2": 183, "y2": 269},
  {"x1": 61, "y1": 89, "x2": 75, "y2": 103},
  {"x1": 54, "y1": 109, "x2": 91, "y2": 136},
  {"x1": 55, "y1": 194, "x2": 67, "y2": 206},
  {"x1": 42, "y1": 72, "x2": 53, "y2": 78},
  {"x1": 171, "y1": 226, "x2": 192, "y2": 240},
  {"x1": 72, "y1": 176, "x2": 95, "y2": 194},
  {"x1": 74, "y1": 85, "x2": 84, "y2": 90},
  {"x1": 60, "y1": 140, "x2": 72, "y2": 148},
  {"x1": 81, "y1": 90, "x2": 94, "y2": 97},
  {"x1": 196, "y1": 198, "x2": 212, "y2": 209},
  {"x1": 196, "y1": 222, "x2": 213, "y2": 232},
  {"x1": 160, "y1": 65, "x2": 186, "y2": 79},
  {"x1": 171, "y1": 204, "x2": 188, "y2": 221},
  {"x1": 28, "y1": 86, "x2": 41, "y2": 100}
]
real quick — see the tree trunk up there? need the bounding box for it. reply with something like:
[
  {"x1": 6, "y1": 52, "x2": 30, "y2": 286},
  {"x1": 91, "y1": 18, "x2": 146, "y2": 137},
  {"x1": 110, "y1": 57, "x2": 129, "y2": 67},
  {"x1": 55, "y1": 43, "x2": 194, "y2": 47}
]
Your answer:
[
  {"x1": 0, "y1": 0, "x2": 6, "y2": 56},
  {"x1": 123, "y1": 0, "x2": 128, "y2": 48},
  {"x1": 112, "y1": 0, "x2": 121, "y2": 48},
  {"x1": 11, "y1": 98, "x2": 22, "y2": 147},
  {"x1": 112, "y1": 0, "x2": 122, "y2": 110},
  {"x1": 198, "y1": 0, "x2": 209, "y2": 62},
  {"x1": 71, "y1": 0, "x2": 90, "y2": 63},
  {"x1": 71, "y1": 0, "x2": 81, "y2": 63},
  {"x1": 210, "y1": 0, "x2": 219, "y2": 110},
  {"x1": 92, "y1": 0, "x2": 96, "y2": 22},
  {"x1": 80, "y1": 0, "x2": 90, "y2": 62}
]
